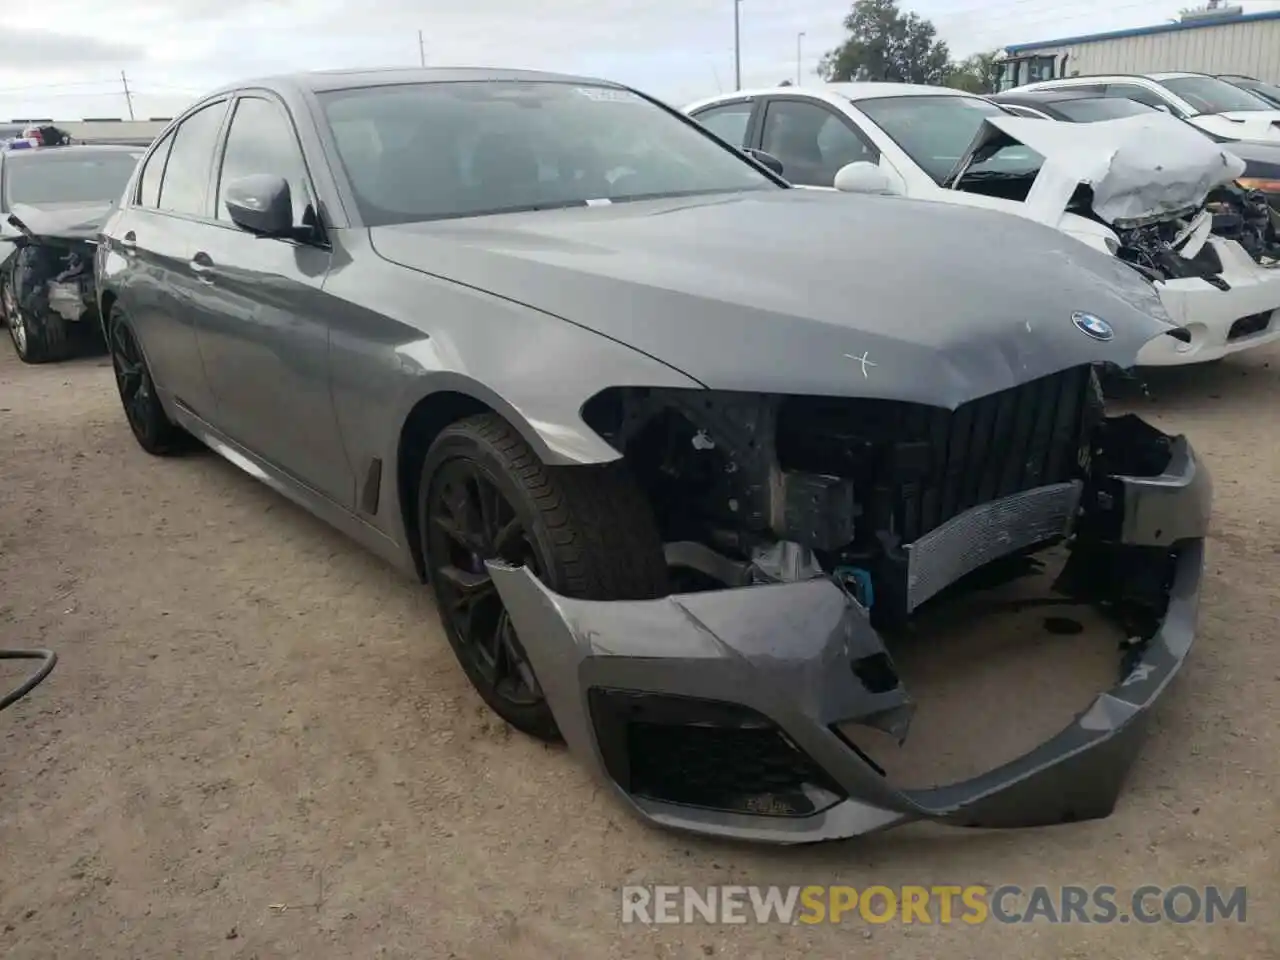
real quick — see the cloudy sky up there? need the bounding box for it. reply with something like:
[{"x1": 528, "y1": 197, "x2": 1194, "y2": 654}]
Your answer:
[{"x1": 2, "y1": 0, "x2": 1278, "y2": 121}]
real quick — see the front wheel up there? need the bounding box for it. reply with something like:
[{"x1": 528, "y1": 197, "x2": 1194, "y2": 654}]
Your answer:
[
  {"x1": 4, "y1": 276, "x2": 69, "y2": 364},
  {"x1": 420, "y1": 413, "x2": 668, "y2": 740}
]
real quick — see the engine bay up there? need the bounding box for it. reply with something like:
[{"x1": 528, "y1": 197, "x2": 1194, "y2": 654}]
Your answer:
[{"x1": 580, "y1": 368, "x2": 1179, "y2": 641}]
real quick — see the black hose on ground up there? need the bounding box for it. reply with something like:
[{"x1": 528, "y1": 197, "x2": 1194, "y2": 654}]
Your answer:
[{"x1": 0, "y1": 649, "x2": 57, "y2": 711}]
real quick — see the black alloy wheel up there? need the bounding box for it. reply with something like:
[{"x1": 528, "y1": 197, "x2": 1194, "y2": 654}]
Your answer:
[
  {"x1": 108, "y1": 307, "x2": 189, "y2": 455},
  {"x1": 426, "y1": 458, "x2": 546, "y2": 713}
]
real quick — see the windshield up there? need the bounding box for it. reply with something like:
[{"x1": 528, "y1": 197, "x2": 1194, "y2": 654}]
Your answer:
[
  {"x1": 3, "y1": 151, "x2": 141, "y2": 207},
  {"x1": 855, "y1": 94, "x2": 1041, "y2": 183},
  {"x1": 1157, "y1": 75, "x2": 1274, "y2": 115},
  {"x1": 1050, "y1": 97, "x2": 1155, "y2": 122},
  {"x1": 320, "y1": 80, "x2": 778, "y2": 225}
]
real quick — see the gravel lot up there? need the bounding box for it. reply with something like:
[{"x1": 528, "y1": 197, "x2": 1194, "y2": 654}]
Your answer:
[{"x1": 1, "y1": 342, "x2": 1277, "y2": 959}]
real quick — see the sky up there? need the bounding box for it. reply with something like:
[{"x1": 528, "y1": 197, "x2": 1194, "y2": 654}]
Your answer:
[{"x1": 3, "y1": 0, "x2": 1280, "y2": 121}]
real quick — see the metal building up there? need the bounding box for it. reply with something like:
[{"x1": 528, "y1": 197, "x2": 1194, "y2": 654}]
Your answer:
[{"x1": 996, "y1": 8, "x2": 1280, "y2": 90}]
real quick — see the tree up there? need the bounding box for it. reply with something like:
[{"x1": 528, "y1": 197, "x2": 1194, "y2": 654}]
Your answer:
[
  {"x1": 945, "y1": 51, "x2": 1002, "y2": 94},
  {"x1": 818, "y1": 0, "x2": 951, "y2": 86}
]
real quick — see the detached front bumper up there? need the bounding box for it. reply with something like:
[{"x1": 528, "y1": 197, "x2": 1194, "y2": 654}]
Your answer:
[{"x1": 488, "y1": 422, "x2": 1212, "y2": 844}]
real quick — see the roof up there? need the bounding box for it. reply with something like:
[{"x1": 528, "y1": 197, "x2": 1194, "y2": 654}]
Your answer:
[
  {"x1": 685, "y1": 81, "x2": 984, "y2": 111},
  {"x1": 1004, "y1": 8, "x2": 1280, "y2": 54},
  {"x1": 202, "y1": 66, "x2": 619, "y2": 100},
  {"x1": 991, "y1": 88, "x2": 1111, "y2": 103},
  {"x1": 825, "y1": 81, "x2": 976, "y2": 100}
]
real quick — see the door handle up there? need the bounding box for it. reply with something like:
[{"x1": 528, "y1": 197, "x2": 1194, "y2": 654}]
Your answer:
[
  {"x1": 189, "y1": 252, "x2": 216, "y2": 284},
  {"x1": 119, "y1": 231, "x2": 136, "y2": 250}
]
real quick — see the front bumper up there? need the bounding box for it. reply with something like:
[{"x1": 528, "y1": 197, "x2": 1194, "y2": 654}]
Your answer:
[
  {"x1": 489, "y1": 425, "x2": 1212, "y2": 844},
  {"x1": 1139, "y1": 238, "x2": 1280, "y2": 365}
]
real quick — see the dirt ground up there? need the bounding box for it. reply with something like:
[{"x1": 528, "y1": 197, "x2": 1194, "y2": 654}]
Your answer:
[{"x1": 1, "y1": 341, "x2": 1277, "y2": 959}]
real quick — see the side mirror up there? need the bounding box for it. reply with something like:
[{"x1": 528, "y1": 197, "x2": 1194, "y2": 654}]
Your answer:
[
  {"x1": 832, "y1": 161, "x2": 897, "y2": 195},
  {"x1": 224, "y1": 174, "x2": 294, "y2": 237},
  {"x1": 744, "y1": 147, "x2": 784, "y2": 176}
]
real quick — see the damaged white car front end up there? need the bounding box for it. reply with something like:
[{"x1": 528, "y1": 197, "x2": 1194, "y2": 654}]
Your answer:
[{"x1": 946, "y1": 111, "x2": 1280, "y2": 366}]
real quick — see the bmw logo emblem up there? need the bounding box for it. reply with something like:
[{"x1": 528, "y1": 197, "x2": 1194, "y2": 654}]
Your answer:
[{"x1": 1071, "y1": 311, "x2": 1114, "y2": 341}]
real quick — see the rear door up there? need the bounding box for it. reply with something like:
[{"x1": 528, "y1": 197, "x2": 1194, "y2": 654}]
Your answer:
[
  {"x1": 188, "y1": 93, "x2": 352, "y2": 506},
  {"x1": 109, "y1": 99, "x2": 230, "y2": 420}
]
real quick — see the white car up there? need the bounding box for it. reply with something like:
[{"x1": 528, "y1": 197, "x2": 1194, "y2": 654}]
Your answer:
[
  {"x1": 685, "y1": 83, "x2": 1280, "y2": 365},
  {"x1": 1009, "y1": 72, "x2": 1280, "y2": 143}
]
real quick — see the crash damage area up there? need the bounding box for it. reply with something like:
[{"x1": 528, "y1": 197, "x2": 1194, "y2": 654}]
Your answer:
[
  {"x1": 1, "y1": 205, "x2": 101, "y2": 363},
  {"x1": 488, "y1": 368, "x2": 1211, "y2": 842},
  {"x1": 948, "y1": 112, "x2": 1280, "y2": 363}
]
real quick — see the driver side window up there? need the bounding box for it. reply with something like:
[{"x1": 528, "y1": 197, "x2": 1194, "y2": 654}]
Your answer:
[
  {"x1": 760, "y1": 100, "x2": 878, "y2": 187},
  {"x1": 215, "y1": 96, "x2": 312, "y2": 225}
]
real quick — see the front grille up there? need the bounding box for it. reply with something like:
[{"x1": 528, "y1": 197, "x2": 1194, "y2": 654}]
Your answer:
[
  {"x1": 891, "y1": 364, "x2": 1097, "y2": 542},
  {"x1": 1228, "y1": 311, "x2": 1272, "y2": 341},
  {"x1": 778, "y1": 364, "x2": 1100, "y2": 546},
  {"x1": 588, "y1": 689, "x2": 846, "y2": 817}
]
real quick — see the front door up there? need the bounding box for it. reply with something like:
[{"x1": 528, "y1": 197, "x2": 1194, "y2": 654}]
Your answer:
[{"x1": 189, "y1": 94, "x2": 353, "y2": 508}]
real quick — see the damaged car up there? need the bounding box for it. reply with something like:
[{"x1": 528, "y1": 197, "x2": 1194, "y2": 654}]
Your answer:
[
  {"x1": 686, "y1": 83, "x2": 1280, "y2": 365},
  {"x1": 98, "y1": 68, "x2": 1211, "y2": 843},
  {"x1": 1, "y1": 141, "x2": 144, "y2": 363},
  {"x1": 992, "y1": 87, "x2": 1280, "y2": 213}
]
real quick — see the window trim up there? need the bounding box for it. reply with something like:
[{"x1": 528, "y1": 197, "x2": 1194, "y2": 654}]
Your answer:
[
  {"x1": 754, "y1": 95, "x2": 880, "y2": 185},
  {"x1": 135, "y1": 96, "x2": 233, "y2": 224},
  {"x1": 134, "y1": 127, "x2": 176, "y2": 209},
  {"x1": 1102, "y1": 82, "x2": 1179, "y2": 114},
  {"x1": 688, "y1": 98, "x2": 757, "y2": 148},
  {"x1": 209, "y1": 91, "x2": 324, "y2": 236}
]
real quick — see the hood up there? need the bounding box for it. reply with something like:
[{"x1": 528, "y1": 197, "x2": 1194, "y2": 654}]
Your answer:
[
  {"x1": 954, "y1": 112, "x2": 1246, "y2": 228},
  {"x1": 4, "y1": 200, "x2": 115, "y2": 242},
  {"x1": 1192, "y1": 111, "x2": 1280, "y2": 142},
  {"x1": 370, "y1": 190, "x2": 1183, "y2": 410}
]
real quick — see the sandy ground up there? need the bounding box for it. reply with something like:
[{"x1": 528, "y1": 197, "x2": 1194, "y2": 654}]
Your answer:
[{"x1": 1, "y1": 341, "x2": 1277, "y2": 959}]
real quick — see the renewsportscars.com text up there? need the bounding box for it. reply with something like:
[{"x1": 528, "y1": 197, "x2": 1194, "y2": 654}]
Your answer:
[{"x1": 620, "y1": 884, "x2": 1247, "y2": 925}]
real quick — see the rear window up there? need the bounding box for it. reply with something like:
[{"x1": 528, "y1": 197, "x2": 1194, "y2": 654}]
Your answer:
[{"x1": 2, "y1": 151, "x2": 142, "y2": 207}]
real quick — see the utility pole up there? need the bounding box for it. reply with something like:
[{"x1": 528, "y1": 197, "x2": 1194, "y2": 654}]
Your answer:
[
  {"x1": 418, "y1": 30, "x2": 426, "y2": 67},
  {"x1": 796, "y1": 31, "x2": 805, "y2": 86},
  {"x1": 733, "y1": 0, "x2": 743, "y2": 90},
  {"x1": 120, "y1": 70, "x2": 135, "y2": 121}
]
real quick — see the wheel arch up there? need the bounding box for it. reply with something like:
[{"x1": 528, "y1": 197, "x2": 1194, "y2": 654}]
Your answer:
[{"x1": 394, "y1": 379, "x2": 623, "y2": 581}]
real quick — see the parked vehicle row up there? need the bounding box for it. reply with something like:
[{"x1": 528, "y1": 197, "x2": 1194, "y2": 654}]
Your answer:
[
  {"x1": 43, "y1": 67, "x2": 1212, "y2": 843},
  {"x1": 687, "y1": 77, "x2": 1280, "y2": 366}
]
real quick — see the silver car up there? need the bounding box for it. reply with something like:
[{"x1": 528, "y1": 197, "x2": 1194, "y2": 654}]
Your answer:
[{"x1": 96, "y1": 67, "x2": 1211, "y2": 844}]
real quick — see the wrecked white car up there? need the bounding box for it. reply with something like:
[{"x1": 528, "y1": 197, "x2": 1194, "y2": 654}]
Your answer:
[{"x1": 685, "y1": 83, "x2": 1280, "y2": 365}]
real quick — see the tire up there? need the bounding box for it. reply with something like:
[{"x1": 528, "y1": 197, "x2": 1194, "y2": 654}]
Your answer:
[
  {"x1": 107, "y1": 305, "x2": 191, "y2": 455},
  {"x1": 4, "y1": 275, "x2": 69, "y2": 364},
  {"x1": 419, "y1": 413, "x2": 668, "y2": 740}
]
